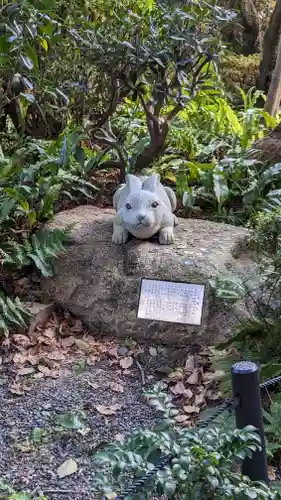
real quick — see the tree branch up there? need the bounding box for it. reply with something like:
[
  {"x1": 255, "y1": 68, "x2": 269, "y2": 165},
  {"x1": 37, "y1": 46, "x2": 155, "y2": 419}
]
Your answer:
[
  {"x1": 138, "y1": 94, "x2": 160, "y2": 140},
  {"x1": 166, "y1": 102, "x2": 184, "y2": 126},
  {"x1": 94, "y1": 78, "x2": 122, "y2": 129},
  {"x1": 190, "y1": 56, "x2": 211, "y2": 95}
]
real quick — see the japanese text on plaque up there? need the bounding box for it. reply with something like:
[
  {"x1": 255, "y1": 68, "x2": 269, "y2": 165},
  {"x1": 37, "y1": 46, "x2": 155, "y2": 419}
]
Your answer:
[{"x1": 137, "y1": 279, "x2": 205, "y2": 325}]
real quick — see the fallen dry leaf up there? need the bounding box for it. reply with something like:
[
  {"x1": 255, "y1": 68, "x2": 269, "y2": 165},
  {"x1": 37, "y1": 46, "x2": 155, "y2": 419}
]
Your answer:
[
  {"x1": 184, "y1": 388, "x2": 193, "y2": 400},
  {"x1": 27, "y1": 355, "x2": 39, "y2": 366},
  {"x1": 42, "y1": 327, "x2": 56, "y2": 339},
  {"x1": 87, "y1": 355, "x2": 99, "y2": 365},
  {"x1": 203, "y1": 370, "x2": 225, "y2": 382},
  {"x1": 9, "y1": 383, "x2": 25, "y2": 395},
  {"x1": 168, "y1": 369, "x2": 184, "y2": 382},
  {"x1": 75, "y1": 338, "x2": 90, "y2": 351},
  {"x1": 37, "y1": 334, "x2": 54, "y2": 346},
  {"x1": 268, "y1": 466, "x2": 276, "y2": 481},
  {"x1": 206, "y1": 390, "x2": 221, "y2": 401},
  {"x1": 183, "y1": 405, "x2": 200, "y2": 414},
  {"x1": 170, "y1": 381, "x2": 186, "y2": 395},
  {"x1": 2, "y1": 337, "x2": 10, "y2": 348},
  {"x1": 47, "y1": 351, "x2": 65, "y2": 361},
  {"x1": 96, "y1": 404, "x2": 122, "y2": 416},
  {"x1": 120, "y1": 356, "x2": 133, "y2": 369},
  {"x1": 57, "y1": 458, "x2": 78, "y2": 478},
  {"x1": 13, "y1": 352, "x2": 28, "y2": 365},
  {"x1": 186, "y1": 371, "x2": 199, "y2": 385},
  {"x1": 174, "y1": 414, "x2": 188, "y2": 423},
  {"x1": 37, "y1": 365, "x2": 51, "y2": 376},
  {"x1": 12, "y1": 334, "x2": 31, "y2": 347},
  {"x1": 133, "y1": 346, "x2": 144, "y2": 356},
  {"x1": 195, "y1": 393, "x2": 206, "y2": 406},
  {"x1": 61, "y1": 336, "x2": 76, "y2": 348},
  {"x1": 109, "y1": 382, "x2": 124, "y2": 393},
  {"x1": 149, "y1": 347, "x2": 158, "y2": 357},
  {"x1": 88, "y1": 381, "x2": 100, "y2": 389},
  {"x1": 17, "y1": 367, "x2": 35, "y2": 376},
  {"x1": 108, "y1": 347, "x2": 119, "y2": 358},
  {"x1": 114, "y1": 433, "x2": 125, "y2": 442},
  {"x1": 185, "y1": 355, "x2": 195, "y2": 372}
]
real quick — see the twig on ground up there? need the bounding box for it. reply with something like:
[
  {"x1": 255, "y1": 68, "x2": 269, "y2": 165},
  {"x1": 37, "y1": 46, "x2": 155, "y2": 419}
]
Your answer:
[
  {"x1": 43, "y1": 490, "x2": 90, "y2": 495},
  {"x1": 135, "y1": 359, "x2": 145, "y2": 385}
]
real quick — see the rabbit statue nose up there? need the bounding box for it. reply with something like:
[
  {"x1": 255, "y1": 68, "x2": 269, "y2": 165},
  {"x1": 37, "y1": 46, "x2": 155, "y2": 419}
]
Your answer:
[{"x1": 137, "y1": 213, "x2": 145, "y2": 222}]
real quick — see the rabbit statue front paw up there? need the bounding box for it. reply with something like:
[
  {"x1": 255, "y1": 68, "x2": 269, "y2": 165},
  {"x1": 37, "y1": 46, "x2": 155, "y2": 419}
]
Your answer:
[{"x1": 159, "y1": 226, "x2": 175, "y2": 244}]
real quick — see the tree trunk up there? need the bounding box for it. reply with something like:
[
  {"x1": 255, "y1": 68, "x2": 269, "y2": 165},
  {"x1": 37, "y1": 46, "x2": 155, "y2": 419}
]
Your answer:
[
  {"x1": 264, "y1": 30, "x2": 281, "y2": 116},
  {"x1": 239, "y1": 0, "x2": 261, "y2": 55},
  {"x1": 257, "y1": 0, "x2": 281, "y2": 93},
  {"x1": 221, "y1": 0, "x2": 261, "y2": 55}
]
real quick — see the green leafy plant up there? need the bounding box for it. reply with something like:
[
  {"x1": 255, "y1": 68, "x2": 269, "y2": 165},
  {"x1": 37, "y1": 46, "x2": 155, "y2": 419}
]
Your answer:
[
  {"x1": 263, "y1": 396, "x2": 281, "y2": 458},
  {"x1": 93, "y1": 383, "x2": 280, "y2": 499},
  {"x1": 0, "y1": 294, "x2": 33, "y2": 335},
  {"x1": 208, "y1": 208, "x2": 281, "y2": 396},
  {"x1": 0, "y1": 127, "x2": 104, "y2": 336},
  {"x1": 1, "y1": 227, "x2": 72, "y2": 277},
  {"x1": 0, "y1": 479, "x2": 47, "y2": 499},
  {"x1": 77, "y1": 1, "x2": 237, "y2": 178}
]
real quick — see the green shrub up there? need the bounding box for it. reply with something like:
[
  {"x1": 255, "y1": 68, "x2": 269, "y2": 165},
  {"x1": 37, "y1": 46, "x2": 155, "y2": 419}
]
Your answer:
[
  {"x1": 208, "y1": 207, "x2": 281, "y2": 394},
  {"x1": 0, "y1": 129, "x2": 106, "y2": 336},
  {"x1": 94, "y1": 383, "x2": 280, "y2": 499},
  {"x1": 220, "y1": 54, "x2": 260, "y2": 94}
]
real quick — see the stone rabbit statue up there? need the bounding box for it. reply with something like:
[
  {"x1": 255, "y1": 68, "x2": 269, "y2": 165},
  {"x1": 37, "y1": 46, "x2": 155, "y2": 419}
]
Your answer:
[{"x1": 112, "y1": 173, "x2": 178, "y2": 244}]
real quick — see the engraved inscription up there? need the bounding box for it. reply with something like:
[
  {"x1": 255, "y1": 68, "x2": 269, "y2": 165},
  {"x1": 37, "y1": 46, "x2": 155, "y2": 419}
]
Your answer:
[{"x1": 137, "y1": 279, "x2": 205, "y2": 325}]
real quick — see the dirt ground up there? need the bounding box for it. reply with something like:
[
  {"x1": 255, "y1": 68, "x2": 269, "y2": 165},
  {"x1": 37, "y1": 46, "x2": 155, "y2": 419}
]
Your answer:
[
  {"x1": 1, "y1": 311, "x2": 215, "y2": 500},
  {"x1": 0, "y1": 358, "x2": 160, "y2": 500}
]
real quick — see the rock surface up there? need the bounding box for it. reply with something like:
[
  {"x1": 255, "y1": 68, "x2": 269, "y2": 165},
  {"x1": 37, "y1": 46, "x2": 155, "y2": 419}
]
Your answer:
[
  {"x1": 250, "y1": 122, "x2": 281, "y2": 164},
  {"x1": 42, "y1": 206, "x2": 256, "y2": 347}
]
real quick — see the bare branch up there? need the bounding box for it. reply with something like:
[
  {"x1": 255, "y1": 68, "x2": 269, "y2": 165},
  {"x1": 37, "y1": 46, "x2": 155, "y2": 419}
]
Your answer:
[
  {"x1": 138, "y1": 94, "x2": 160, "y2": 140},
  {"x1": 166, "y1": 102, "x2": 184, "y2": 126},
  {"x1": 94, "y1": 78, "x2": 122, "y2": 129}
]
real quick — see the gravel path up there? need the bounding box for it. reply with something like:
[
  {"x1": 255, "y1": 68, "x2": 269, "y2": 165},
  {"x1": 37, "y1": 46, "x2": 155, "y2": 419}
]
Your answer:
[{"x1": 0, "y1": 358, "x2": 162, "y2": 500}]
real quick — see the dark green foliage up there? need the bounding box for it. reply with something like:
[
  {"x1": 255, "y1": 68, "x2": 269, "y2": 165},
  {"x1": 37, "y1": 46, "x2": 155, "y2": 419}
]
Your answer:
[
  {"x1": 209, "y1": 210, "x2": 281, "y2": 384},
  {"x1": 1, "y1": 227, "x2": 71, "y2": 277},
  {"x1": 94, "y1": 383, "x2": 280, "y2": 499},
  {"x1": 0, "y1": 294, "x2": 33, "y2": 335},
  {"x1": 263, "y1": 396, "x2": 281, "y2": 458},
  {"x1": 0, "y1": 131, "x2": 102, "y2": 336},
  {"x1": 209, "y1": 208, "x2": 281, "y2": 460}
]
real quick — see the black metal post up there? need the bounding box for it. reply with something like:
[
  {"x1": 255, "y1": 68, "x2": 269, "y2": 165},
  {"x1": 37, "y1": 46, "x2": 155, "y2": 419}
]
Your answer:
[{"x1": 231, "y1": 361, "x2": 268, "y2": 484}]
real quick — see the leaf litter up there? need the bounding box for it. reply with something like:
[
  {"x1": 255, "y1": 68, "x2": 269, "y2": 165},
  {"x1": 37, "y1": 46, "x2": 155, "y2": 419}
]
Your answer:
[
  {"x1": 0, "y1": 311, "x2": 223, "y2": 498},
  {"x1": 57, "y1": 458, "x2": 78, "y2": 478}
]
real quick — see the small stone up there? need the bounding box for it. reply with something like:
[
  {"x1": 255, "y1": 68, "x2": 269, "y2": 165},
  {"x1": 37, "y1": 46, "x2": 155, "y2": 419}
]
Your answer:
[{"x1": 118, "y1": 347, "x2": 128, "y2": 356}]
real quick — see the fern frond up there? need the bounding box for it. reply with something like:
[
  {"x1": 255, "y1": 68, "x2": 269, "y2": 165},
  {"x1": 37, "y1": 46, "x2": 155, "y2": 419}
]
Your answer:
[
  {"x1": 0, "y1": 294, "x2": 33, "y2": 335},
  {"x1": 58, "y1": 171, "x2": 99, "y2": 191},
  {"x1": 0, "y1": 227, "x2": 71, "y2": 277},
  {"x1": 26, "y1": 226, "x2": 71, "y2": 277},
  {"x1": 0, "y1": 240, "x2": 30, "y2": 267}
]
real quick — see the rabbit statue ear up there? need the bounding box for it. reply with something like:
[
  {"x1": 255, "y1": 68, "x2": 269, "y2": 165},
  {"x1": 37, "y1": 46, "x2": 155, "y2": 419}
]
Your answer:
[
  {"x1": 142, "y1": 173, "x2": 160, "y2": 193},
  {"x1": 125, "y1": 174, "x2": 142, "y2": 193}
]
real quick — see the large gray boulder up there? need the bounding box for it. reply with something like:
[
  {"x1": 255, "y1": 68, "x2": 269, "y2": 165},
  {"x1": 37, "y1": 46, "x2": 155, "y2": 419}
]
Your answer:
[{"x1": 42, "y1": 206, "x2": 256, "y2": 347}]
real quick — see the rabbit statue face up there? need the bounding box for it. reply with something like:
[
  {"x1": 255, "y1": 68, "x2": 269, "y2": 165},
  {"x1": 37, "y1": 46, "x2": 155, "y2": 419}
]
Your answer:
[
  {"x1": 120, "y1": 190, "x2": 165, "y2": 239},
  {"x1": 112, "y1": 173, "x2": 178, "y2": 244}
]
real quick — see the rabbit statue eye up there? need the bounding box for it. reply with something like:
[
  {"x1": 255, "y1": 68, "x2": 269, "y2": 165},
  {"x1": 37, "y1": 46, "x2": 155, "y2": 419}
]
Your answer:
[
  {"x1": 151, "y1": 201, "x2": 159, "y2": 208},
  {"x1": 126, "y1": 203, "x2": 132, "y2": 209}
]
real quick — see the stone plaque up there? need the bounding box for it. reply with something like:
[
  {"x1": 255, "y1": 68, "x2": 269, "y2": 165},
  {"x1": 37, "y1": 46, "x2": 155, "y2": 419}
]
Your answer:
[{"x1": 137, "y1": 278, "x2": 205, "y2": 325}]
